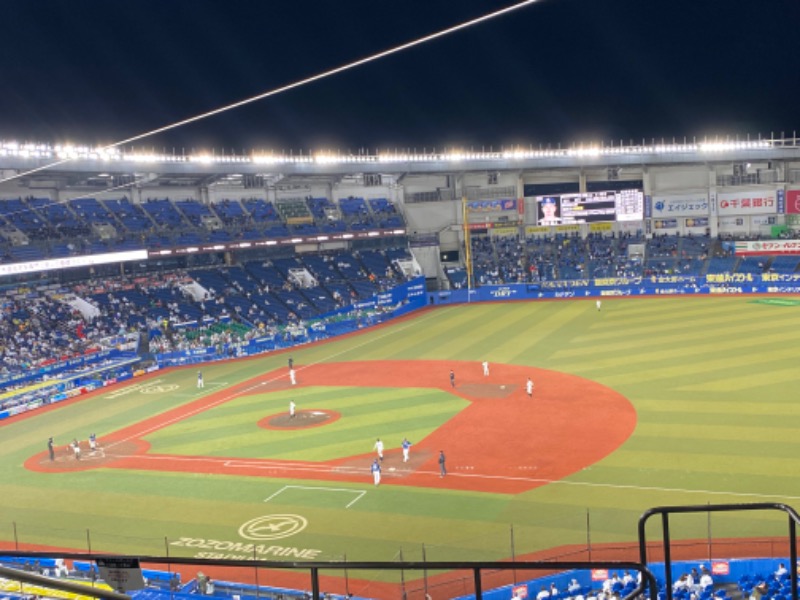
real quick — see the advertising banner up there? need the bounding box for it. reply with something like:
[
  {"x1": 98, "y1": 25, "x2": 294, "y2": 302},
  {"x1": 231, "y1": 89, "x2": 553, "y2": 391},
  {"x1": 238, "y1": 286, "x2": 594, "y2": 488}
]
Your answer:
[
  {"x1": 735, "y1": 240, "x2": 800, "y2": 255},
  {"x1": 717, "y1": 190, "x2": 777, "y2": 215},
  {"x1": 653, "y1": 219, "x2": 678, "y2": 230},
  {"x1": 468, "y1": 199, "x2": 516, "y2": 212},
  {"x1": 589, "y1": 222, "x2": 613, "y2": 232},
  {"x1": 651, "y1": 194, "x2": 709, "y2": 217},
  {"x1": 785, "y1": 190, "x2": 800, "y2": 214},
  {"x1": 685, "y1": 217, "x2": 709, "y2": 228}
]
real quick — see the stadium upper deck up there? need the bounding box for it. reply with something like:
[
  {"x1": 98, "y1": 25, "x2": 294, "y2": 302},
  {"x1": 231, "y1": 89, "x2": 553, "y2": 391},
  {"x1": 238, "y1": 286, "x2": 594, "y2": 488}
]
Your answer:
[{"x1": 0, "y1": 135, "x2": 798, "y2": 273}]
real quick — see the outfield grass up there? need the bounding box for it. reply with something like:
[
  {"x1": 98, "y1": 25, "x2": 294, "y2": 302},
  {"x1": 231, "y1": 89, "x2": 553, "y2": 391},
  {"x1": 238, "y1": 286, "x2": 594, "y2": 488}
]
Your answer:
[{"x1": 1, "y1": 296, "x2": 799, "y2": 568}]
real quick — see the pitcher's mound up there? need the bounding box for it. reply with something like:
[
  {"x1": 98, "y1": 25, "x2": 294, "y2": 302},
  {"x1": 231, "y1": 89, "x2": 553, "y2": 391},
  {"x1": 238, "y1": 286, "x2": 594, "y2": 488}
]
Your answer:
[{"x1": 260, "y1": 409, "x2": 340, "y2": 430}]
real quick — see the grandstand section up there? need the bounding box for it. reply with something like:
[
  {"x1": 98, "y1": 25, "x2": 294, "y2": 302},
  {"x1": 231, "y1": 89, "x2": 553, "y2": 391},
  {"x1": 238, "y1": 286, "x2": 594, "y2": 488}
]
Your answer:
[
  {"x1": 1, "y1": 138, "x2": 800, "y2": 412},
  {"x1": 3, "y1": 138, "x2": 800, "y2": 600}
]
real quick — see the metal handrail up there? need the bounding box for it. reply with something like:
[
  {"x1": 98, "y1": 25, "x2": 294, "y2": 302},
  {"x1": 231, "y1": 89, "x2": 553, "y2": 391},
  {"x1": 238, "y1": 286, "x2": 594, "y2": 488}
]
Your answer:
[
  {"x1": 0, "y1": 564, "x2": 131, "y2": 600},
  {"x1": 0, "y1": 552, "x2": 659, "y2": 600},
  {"x1": 638, "y1": 503, "x2": 800, "y2": 600}
]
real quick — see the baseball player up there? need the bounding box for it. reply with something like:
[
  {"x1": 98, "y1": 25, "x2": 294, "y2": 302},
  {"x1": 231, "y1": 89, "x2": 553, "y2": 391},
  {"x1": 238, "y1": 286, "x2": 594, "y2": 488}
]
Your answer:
[
  {"x1": 289, "y1": 400, "x2": 296, "y2": 418},
  {"x1": 449, "y1": 369, "x2": 455, "y2": 388},
  {"x1": 401, "y1": 438, "x2": 412, "y2": 463},
  {"x1": 71, "y1": 439, "x2": 81, "y2": 460},
  {"x1": 374, "y1": 438, "x2": 384, "y2": 462},
  {"x1": 526, "y1": 377, "x2": 534, "y2": 397},
  {"x1": 371, "y1": 458, "x2": 381, "y2": 486},
  {"x1": 482, "y1": 361, "x2": 489, "y2": 376},
  {"x1": 289, "y1": 368, "x2": 296, "y2": 385},
  {"x1": 197, "y1": 370, "x2": 204, "y2": 388}
]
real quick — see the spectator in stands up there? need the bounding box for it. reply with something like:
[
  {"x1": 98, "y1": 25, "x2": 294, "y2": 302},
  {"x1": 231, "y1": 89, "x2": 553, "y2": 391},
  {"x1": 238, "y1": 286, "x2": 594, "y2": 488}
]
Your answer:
[
  {"x1": 536, "y1": 585, "x2": 550, "y2": 600},
  {"x1": 699, "y1": 567, "x2": 713, "y2": 590},
  {"x1": 196, "y1": 572, "x2": 208, "y2": 594},
  {"x1": 673, "y1": 575, "x2": 690, "y2": 594},
  {"x1": 750, "y1": 581, "x2": 769, "y2": 600},
  {"x1": 775, "y1": 563, "x2": 788, "y2": 579},
  {"x1": 603, "y1": 572, "x2": 621, "y2": 594}
]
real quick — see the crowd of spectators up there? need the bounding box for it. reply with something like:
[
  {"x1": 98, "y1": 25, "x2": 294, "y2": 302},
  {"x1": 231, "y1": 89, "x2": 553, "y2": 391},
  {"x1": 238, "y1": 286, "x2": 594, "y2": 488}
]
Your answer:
[
  {"x1": 0, "y1": 247, "x2": 415, "y2": 380},
  {"x1": 453, "y1": 232, "x2": 751, "y2": 287},
  {"x1": 0, "y1": 292, "x2": 99, "y2": 379}
]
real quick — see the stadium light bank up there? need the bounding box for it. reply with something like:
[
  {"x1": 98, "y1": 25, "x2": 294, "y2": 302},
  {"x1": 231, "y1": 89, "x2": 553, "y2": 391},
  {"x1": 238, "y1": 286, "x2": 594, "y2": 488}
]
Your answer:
[{"x1": 0, "y1": 138, "x2": 779, "y2": 167}]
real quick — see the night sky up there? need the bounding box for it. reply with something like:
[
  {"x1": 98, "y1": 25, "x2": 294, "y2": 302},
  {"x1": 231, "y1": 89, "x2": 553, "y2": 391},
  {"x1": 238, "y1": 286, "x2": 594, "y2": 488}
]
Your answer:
[{"x1": 2, "y1": 0, "x2": 800, "y2": 153}]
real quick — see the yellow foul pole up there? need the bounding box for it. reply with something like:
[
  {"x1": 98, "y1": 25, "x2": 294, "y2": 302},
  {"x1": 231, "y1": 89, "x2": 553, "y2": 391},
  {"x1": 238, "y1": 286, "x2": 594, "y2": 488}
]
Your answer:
[{"x1": 462, "y1": 195, "x2": 473, "y2": 292}]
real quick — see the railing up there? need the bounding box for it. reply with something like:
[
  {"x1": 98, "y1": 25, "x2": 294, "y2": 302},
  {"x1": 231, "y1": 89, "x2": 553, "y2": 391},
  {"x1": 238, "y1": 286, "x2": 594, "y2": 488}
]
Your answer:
[
  {"x1": 0, "y1": 552, "x2": 659, "y2": 600},
  {"x1": 638, "y1": 503, "x2": 800, "y2": 600}
]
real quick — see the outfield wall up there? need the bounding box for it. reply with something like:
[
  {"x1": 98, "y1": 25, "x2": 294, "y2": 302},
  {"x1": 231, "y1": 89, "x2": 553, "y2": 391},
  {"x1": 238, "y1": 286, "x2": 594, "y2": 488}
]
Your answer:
[{"x1": 429, "y1": 273, "x2": 800, "y2": 305}]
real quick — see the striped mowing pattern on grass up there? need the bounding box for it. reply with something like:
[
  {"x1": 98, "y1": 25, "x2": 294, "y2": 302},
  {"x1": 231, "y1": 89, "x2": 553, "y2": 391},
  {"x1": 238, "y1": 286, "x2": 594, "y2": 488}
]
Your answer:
[{"x1": 1, "y1": 296, "x2": 799, "y2": 568}]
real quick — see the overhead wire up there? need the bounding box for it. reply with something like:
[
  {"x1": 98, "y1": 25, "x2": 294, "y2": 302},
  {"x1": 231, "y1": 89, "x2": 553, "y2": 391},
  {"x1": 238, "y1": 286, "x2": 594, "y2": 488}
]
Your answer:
[{"x1": 0, "y1": 0, "x2": 541, "y2": 189}]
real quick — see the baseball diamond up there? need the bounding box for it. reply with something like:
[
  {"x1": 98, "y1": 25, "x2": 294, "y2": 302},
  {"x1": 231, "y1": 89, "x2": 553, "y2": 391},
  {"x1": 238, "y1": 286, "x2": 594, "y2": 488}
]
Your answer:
[{"x1": 3, "y1": 296, "x2": 800, "y2": 593}]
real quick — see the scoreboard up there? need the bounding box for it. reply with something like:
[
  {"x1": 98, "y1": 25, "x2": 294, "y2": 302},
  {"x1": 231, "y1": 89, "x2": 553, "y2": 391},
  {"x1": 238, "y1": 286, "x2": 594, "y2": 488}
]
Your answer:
[
  {"x1": 537, "y1": 189, "x2": 643, "y2": 224},
  {"x1": 560, "y1": 193, "x2": 616, "y2": 223}
]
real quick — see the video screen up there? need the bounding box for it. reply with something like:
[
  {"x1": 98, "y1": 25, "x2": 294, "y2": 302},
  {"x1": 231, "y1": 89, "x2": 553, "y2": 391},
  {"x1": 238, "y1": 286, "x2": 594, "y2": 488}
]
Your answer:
[{"x1": 535, "y1": 190, "x2": 643, "y2": 224}]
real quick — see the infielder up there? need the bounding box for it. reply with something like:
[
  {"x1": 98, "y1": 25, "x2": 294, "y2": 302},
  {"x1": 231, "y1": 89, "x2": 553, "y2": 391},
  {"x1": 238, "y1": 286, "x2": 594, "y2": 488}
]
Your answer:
[
  {"x1": 401, "y1": 438, "x2": 412, "y2": 463},
  {"x1": 289, "y1": 400, "x2": 296, "y2": 418},
  {"x1": 371, "y1": 458, "x2": 381, "y2": 486},
  {"x1": 374, "y1": 438, "x2": 384, "y2": 461},
  {"x1": 482, "y1": 361, "x2": 489, "y2": 376},
  {"x1": 526, "y1": 377, "x2": 534, "y2": 397},
  {"x1": 289, "y1": 368, "x2": 297, "y2": 385}
]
